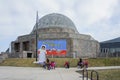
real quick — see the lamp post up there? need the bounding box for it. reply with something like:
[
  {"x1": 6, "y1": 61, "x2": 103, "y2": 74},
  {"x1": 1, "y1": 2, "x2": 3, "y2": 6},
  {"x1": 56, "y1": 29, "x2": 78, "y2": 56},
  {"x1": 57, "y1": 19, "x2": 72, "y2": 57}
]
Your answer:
[{"x1": 35, "y1": 11, "x2": 39, "y2": 61}]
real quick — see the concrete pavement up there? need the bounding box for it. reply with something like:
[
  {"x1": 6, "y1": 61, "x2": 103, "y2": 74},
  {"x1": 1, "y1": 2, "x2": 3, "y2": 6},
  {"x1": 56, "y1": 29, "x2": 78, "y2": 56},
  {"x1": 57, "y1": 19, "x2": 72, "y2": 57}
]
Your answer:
[
  {"x1": 0, "y1": 66, "x2": 82, "y2": 80},
  {"x1": 0, "y1": 66, "x2": 120, "y2": 80},
  {"x1": 77, "y1": 66, "x2": 120, "y2": 71},
  {"x1": 87, "y1": 66, "x2": 120, "y2": 70}
]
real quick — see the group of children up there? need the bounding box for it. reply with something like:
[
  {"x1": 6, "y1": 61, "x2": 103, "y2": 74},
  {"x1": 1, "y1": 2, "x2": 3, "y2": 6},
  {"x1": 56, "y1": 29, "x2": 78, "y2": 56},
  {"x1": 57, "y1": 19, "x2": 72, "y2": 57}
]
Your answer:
[
  {"x1": 40, "y1": 58, "x2": 88, "y2": 70},
  {"x1": 46, "y1": 58, "x2": 56, "y2": 70},
  {"x1": 39, "y1": 58, "x2": 56, "y2": 70},
  {"x1": 64, "y1": 58, "x2": 88, "y2": 69},
  {"x1": 41, "y1": 58, "x2": 56, "y2": 70},
  {"x1": 77, "y1": 58, "x2": 88, "y2": 69}
]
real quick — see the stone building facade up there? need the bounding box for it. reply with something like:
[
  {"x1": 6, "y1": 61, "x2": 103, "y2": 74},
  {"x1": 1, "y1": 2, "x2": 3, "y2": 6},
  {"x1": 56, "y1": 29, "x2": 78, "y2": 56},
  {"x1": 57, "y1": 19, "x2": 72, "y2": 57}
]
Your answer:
[{"x1": 11, "y1": 13, "x2": 100, "y2": 58}]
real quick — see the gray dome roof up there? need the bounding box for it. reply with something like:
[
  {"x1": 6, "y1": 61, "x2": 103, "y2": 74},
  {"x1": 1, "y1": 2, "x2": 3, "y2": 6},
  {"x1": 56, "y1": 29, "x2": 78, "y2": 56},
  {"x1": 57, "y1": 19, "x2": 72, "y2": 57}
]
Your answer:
[{"x1": 32, "y1": 13, "x2": 78, "y2": 32}]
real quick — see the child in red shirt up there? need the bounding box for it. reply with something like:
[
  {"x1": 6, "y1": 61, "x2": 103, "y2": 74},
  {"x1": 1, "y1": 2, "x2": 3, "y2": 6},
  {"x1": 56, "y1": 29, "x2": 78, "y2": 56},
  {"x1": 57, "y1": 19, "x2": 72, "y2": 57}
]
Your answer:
[
  {"x1": 64, "y1": 61, "x2": 70, "y2": 68},
  {"x1": 83, "y1": 59, "x2": 88, "y2": 68}
]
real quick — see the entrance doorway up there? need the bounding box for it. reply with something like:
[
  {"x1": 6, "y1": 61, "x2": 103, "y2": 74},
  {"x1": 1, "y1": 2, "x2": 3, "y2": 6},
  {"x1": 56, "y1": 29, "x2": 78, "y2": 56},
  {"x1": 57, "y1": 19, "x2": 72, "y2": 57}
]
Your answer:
[{"x1": 27, "y1": 53, "x2": 32, "y2": 58}]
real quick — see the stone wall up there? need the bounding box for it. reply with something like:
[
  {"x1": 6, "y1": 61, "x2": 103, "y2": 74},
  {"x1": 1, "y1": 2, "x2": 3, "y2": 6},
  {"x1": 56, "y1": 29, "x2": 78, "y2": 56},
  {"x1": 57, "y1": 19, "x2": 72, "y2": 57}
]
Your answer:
[
  {"x1": 0, "y1": 52, "x2": 8, "y2": 63},
  {"x1": 11, "y1": 27, "x2": 100, "y2": 58},
  {"x1": 72, "y1": 38, "x2": 99, "y2": 58}
]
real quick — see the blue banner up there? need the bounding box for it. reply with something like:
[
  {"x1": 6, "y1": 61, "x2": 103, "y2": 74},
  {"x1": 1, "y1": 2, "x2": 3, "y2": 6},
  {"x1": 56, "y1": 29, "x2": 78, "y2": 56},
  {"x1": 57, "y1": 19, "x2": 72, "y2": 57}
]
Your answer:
[{"x1": 38, "y1": 39, "x2": 67, "y2": 55}]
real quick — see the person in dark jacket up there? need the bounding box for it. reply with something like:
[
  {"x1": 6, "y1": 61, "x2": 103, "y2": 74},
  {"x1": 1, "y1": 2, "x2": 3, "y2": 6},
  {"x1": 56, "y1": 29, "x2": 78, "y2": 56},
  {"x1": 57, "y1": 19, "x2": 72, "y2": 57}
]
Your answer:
[{"x1": 77, "y1": 58, "x2": 84, "y2": 68}]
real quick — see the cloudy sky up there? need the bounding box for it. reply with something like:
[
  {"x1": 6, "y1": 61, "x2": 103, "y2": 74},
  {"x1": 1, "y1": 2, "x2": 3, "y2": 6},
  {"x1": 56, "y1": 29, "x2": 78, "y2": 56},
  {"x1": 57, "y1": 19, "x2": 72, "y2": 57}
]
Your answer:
[{"x1": 0, "y1": 0, "x2": 120, "y2": 52}]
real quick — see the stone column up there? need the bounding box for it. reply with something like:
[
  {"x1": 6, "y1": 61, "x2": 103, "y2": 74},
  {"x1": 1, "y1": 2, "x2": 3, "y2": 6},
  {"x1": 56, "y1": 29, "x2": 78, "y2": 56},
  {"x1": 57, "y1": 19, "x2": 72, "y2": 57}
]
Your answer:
[
  {"x1": 20, "y1": 42, "x2": 23, "y2": 58},
  {"x1": 11, "y1": 42, "x2": 15, "y2": 53}
]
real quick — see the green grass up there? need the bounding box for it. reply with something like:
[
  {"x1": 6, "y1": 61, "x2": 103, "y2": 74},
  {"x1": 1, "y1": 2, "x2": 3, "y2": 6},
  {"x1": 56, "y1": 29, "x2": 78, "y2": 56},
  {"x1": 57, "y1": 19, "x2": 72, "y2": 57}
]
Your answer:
[
  {"x1": 0, "y1": 58, "x2": 78, "y2": 67},
  {"x1": 0, "y1": 58, "x2": 38, "y2": 67},
  {"x1": 95, "y1": 69, "x2": 120, "y2": 80},
  {"x1": 77, "y1": 69, "x2": 120, "y2": 80},
  {"x1": 89, "y1": 58, "x2": 120, "y2": 67},
  {"x1": 0, "y1": 57, "x2": 120, "y2": 67}
]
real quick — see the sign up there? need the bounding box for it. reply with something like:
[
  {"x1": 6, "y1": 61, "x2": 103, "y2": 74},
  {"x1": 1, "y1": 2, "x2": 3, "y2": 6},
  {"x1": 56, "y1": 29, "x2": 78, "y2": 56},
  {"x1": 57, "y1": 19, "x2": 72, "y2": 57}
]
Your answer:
[{"x1": 38, "y1": 39, "x2": 67, "y2": 56}]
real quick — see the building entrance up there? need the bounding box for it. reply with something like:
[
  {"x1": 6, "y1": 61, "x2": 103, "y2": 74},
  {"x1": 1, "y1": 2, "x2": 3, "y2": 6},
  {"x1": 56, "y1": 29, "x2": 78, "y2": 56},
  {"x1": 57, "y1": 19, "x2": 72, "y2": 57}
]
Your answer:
[{"x1": 27, "y1": 53, "x2": 32, "y2": 58}]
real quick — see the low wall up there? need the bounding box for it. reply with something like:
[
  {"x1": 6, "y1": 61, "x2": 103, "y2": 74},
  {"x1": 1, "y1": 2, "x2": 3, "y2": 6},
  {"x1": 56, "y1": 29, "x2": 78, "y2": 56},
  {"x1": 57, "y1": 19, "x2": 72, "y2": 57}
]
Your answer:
[{"x1": 0, "y1": 53, "x2": 8, "y2": 63}]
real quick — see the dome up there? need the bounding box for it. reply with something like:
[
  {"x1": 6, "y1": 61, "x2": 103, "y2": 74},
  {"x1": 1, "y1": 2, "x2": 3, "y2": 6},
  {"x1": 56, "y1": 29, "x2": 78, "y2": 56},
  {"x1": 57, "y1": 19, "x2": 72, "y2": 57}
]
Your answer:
[{"x1": 32, "y1": 13, "x2": 78, "y2": 32}]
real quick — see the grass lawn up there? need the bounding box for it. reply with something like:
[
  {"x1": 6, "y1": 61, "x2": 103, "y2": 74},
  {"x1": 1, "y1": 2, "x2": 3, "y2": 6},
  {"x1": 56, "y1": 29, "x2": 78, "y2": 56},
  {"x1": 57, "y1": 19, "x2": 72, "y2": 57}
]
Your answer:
[
  {"x1": 0, "y1": 57, "x2": 120, "y2": 67},
  {"x1": 96, "y1": 69, "x2": 120, "y2": 80},
  {"x1": 0, "y1": 58, "x2": 78, "y2": 67},
  {"x1": 77, "y1": 69, "x2": 120, "y2": 80}
]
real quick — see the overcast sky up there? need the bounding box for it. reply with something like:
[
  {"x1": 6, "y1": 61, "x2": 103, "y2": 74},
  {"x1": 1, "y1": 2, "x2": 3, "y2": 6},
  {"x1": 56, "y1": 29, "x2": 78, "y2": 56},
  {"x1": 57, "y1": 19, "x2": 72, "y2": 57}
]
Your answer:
[{"x1": 0, "y1": 0, "x2": 120, "y2": 52}]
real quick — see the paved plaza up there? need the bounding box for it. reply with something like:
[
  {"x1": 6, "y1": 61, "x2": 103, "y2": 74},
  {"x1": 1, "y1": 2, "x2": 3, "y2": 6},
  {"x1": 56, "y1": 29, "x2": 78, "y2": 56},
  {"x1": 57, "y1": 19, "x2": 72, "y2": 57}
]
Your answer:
[
  {"x1": 0, "y1": 66, "x2": 120, "y2": 80},
  {"x1": 0, "y1": 66, "x2": 81, "y2": 80}
]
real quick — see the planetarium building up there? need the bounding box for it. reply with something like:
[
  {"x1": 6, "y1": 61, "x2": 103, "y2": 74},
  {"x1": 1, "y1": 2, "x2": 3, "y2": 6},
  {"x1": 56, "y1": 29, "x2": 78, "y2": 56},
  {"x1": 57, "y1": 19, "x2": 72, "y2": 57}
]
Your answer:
[{"x1": 10, "y1": 13, "x2": 100, "y2": 58}]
